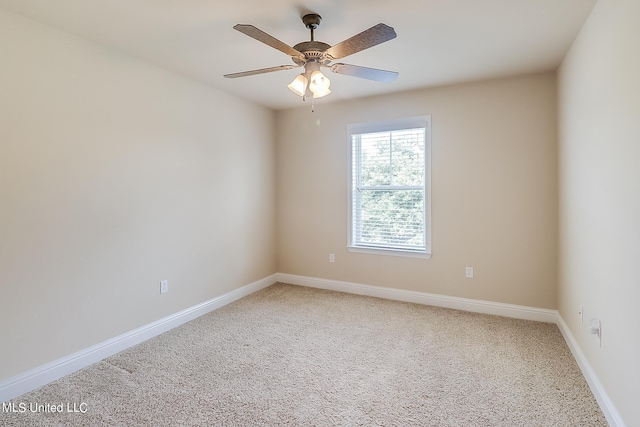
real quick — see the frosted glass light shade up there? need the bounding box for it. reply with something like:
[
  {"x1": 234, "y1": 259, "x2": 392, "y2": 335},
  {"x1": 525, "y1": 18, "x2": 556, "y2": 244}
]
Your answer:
[
  {"x1": 309, "y1": 70, "x2": 331, "y2": 98},
  {"x1": 288, "y1": 74, "x2": 308, "y2": 97},
  {"x1": 311, "y1": 86, "x2": 331, "y2": 98}
]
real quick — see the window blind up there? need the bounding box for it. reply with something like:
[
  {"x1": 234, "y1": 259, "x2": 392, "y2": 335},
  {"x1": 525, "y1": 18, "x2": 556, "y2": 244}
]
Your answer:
[{"x1": 351, "y1": 126, "x2": 427, "y2": 252}]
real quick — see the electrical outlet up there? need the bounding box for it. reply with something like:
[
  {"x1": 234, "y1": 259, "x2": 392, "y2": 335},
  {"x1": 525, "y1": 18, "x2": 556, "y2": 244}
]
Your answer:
[
  {"x1": 160, "y1": 280, "x2": 168, "y2": 294},
  {"x1": 465, "y1": 267, "x2": 474, "y2": 278},
  {"x1": 329, "y1": 253, "x2": 335, "y2": 263}
]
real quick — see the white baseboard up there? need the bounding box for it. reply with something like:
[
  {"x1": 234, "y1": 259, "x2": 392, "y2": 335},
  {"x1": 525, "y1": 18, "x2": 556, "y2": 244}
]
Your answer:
[
  {"x1": 3, "y1": 272, "x2": 625, "y2": 427},
  {"x1": 556, "y1": 315, "x2": 626, "y2": 427},
  {"x1": 276, "y1": 273, "x2": 558, "y2": 323},
  {"x1": 0, "y1": 274, "x2": 277, "y2": 403}
]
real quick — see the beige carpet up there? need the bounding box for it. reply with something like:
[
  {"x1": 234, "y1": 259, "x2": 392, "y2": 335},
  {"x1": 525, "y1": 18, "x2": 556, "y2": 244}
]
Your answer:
[{"x1": 2, "y1": 283, "x2": 607, "y2": 426}]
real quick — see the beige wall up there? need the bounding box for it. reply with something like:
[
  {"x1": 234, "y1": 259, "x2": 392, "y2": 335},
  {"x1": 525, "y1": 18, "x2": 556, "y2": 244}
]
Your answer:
[
  {"x1": 9, "y1": 4, "x2": 639, "y2": 423},
  {"x1": 0, "y1": 10, "x2": 277, "y2": 381},
  {"x1": 276, "y1": 73, "x2": 558, "y2": 309},
  {"x1": 558, "y1": 0, "x2": 640, "y2": 424}
]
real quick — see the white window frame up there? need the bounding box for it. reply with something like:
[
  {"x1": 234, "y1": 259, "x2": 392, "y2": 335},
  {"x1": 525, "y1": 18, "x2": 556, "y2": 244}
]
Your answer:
[{"x1": 347, "y1": 116, "x2": 432, "y2": 259}]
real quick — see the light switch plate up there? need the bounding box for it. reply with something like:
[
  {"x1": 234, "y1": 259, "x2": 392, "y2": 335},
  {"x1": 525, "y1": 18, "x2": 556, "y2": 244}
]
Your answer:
[{"x1": 465, "y1": 267, "x2": 474, "y2": 278}]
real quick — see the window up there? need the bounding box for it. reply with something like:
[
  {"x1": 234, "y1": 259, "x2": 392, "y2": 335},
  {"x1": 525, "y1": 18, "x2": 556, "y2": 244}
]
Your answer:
[{"x1": 348, "y1": 116, "x2": 431, "y2": 258}]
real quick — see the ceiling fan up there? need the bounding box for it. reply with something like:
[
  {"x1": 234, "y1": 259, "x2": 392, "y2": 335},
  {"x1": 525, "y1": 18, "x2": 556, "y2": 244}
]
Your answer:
[{"x1": 224, "y1": 14, "x2": 398, "y2": 100}]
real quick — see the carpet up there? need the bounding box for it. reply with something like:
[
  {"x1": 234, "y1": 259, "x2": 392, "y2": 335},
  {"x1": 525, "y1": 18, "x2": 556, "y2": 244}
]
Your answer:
[{"x1": 1, "y1": 283, "x2": 607, "y2": 426}]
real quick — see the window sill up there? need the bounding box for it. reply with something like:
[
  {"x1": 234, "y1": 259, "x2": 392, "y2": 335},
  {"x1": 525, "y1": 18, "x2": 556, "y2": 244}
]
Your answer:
[{"x1": 347, "y1": 246, "x2": 432, "y2": 259}]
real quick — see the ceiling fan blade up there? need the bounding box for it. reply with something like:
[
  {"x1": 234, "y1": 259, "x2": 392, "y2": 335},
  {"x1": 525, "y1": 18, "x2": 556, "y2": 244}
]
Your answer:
[
  {"x1": 224, "y1": 65, "x2": 299, "y2": 78},
  {"x1": 233, "y1": 24, "x2": 304, "y2": 60},
  {"x1": 330, "y1": 63, "x2": 398, "y2": 83},
  {"x1": 324, "y1": 23, "x2": 397, "y2": 60}
]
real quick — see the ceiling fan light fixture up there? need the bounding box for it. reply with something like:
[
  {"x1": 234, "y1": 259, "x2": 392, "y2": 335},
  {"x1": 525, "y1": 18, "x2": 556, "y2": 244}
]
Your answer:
[
  {"x1": 287, "y1": 74, "x2": 308, "y2": 97},
  {"x1": 306, "y1": 62, "x2": 331, "y2": 98},
  {"x1": 309, "y1": 70, "x2": 330, "y2": 88}
]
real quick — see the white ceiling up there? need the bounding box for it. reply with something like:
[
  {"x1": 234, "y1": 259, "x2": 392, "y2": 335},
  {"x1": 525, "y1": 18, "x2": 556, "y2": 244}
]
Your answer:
[{"x1": 0, "y1": 0, "x2": 597, "y2": 110}]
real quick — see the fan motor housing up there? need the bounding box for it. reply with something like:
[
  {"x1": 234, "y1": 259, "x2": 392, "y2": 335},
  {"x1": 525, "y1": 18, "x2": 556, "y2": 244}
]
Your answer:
[{"x1": 292, "y1": 41, "x2": 332, "y2": 65}]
